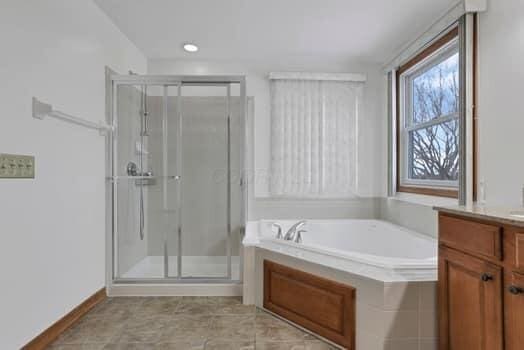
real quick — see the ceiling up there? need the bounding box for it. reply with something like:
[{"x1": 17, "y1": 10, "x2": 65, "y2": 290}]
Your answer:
[{"x1": 94, "y1": 0, "x2": 458, "y2": 65}]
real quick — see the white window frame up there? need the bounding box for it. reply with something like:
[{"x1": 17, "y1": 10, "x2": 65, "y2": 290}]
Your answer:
[{"x1": 399, "y1": 38, "x2": 460, "y2": 190}]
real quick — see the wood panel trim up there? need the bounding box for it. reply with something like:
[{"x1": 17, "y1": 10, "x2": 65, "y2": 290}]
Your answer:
[
  {"x1": 398, "y1": 185, "x2": 458, "y2": 199},
  {"x1": 22, "y1": 288, "x2": 107, "y2": 350},
  {"x1": 398, "y1": 27, "x2": 460, "y2": 75},
  {"x1": 263, "y1": 260, "x2": 355, "y2": 349}
]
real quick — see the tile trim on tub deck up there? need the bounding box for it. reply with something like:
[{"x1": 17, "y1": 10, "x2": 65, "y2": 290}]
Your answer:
[{"x1": 256, "y1": 240, "x2": 437, "y2": 282}]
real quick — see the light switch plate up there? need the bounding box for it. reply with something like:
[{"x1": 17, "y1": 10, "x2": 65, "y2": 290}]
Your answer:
[{"x1": 0, "y1": 154, "x2": 35, "y2": 178}]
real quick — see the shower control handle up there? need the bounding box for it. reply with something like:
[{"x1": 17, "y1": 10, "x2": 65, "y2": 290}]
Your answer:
[
  {"x1": 127, "y1": 161, "x2": 138, "y2": 176},
  {"x1": 126, "y1": 162, "x2": 155, "y2": 177}
]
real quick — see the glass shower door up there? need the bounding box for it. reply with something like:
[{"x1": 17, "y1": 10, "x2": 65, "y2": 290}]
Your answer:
[
  {"x1": 113, "y1": 83, "x2": 179, "y2": 280},
  {"x1": 111, "y1": 75, "x2": 245, "y2": 283},
  {"x1": 176, "y1": 85, "x2": 231, "y2": 279}
]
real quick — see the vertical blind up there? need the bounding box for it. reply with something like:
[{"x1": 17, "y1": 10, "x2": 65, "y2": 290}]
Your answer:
[{"x1": 269, "y1": 78, "x2": 363, "y2": 198}]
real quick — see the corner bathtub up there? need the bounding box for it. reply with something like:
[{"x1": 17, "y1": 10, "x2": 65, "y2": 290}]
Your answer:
[{"x1": 243, "y1": 219, "x2": 437, "y2": 282}]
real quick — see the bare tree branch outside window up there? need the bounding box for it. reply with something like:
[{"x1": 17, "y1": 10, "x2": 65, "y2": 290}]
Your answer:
[{"x1": 407, "y1": 52, "x2": 459, "y2": 182}]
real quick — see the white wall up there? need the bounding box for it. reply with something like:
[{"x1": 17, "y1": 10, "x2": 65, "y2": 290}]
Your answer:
[
  {"x1": 379, "y1": 197, "x2": 439, "y2": 238},
  {"x1": 149, "y1": 59, "x2": 386, "y2": 220},
  {"x1": 0, "y1": 1, "x2": 146, "y2": 348},
  {"x1": 477, "y1": 0, "x2": 524, "y2": 207}
]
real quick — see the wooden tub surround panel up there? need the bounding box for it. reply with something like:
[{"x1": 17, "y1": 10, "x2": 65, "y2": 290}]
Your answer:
[{"x1": 263, "y1": 260, "x2": 355, "y2": 349}]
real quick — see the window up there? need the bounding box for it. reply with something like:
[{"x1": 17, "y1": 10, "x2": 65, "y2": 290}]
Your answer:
[
  {"x1": 269, "y1": 77, "x2": 363, "y2": 198},
  {"x1": 397, "y1": 28, "x2": 460, "y2": 198}
]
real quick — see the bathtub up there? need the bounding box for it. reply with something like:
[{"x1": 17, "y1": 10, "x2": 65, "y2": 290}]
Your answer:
[
  {"x1": 243, "y1": 219, "x2": 437, "y2": 282},
  {"x1": 242, "y1": 219, "x2": 439, "y2": 349}
]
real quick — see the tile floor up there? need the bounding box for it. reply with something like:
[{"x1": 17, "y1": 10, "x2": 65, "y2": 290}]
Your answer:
[{"x1": 48, "y1": 297, "x2": 337, "y2": 350}]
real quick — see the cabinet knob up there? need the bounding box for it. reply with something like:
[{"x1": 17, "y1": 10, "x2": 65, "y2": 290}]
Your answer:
[
  {"x1": 481, "y1": 273, "x2": 494, "y2": 282},
  {"x1": 509, "y1": 285, "x2": 524, "y2": 295}
]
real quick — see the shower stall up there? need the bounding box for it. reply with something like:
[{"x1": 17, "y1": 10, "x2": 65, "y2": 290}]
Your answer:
[{"x1": 107, "y1": 75, "x2": 246, "y2": 291}]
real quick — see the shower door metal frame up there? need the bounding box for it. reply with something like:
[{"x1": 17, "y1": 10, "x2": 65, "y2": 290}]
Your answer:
[{"x1": 107, "y1": 75, "x2": 246, "y2": 285}]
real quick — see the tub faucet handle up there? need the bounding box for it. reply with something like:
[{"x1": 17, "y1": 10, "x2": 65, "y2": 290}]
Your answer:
[
  {"x1": 272, "y1": 223, "x2": 283, "y2": 239},
  {"x1": 294, "y1": 229, "x2": 306, "y2": 244}
]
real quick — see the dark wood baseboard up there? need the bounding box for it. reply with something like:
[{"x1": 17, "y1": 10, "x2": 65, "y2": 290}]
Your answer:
[
  {"x1": 22, "y1": 287, "x2": 107, "y2": 350},
  {"x1": 263, "y1": 260, "x2": 355, "y2": 349}
]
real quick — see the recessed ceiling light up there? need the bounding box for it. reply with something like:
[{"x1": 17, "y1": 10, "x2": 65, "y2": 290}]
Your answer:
[{"x1": 183, "y1": 43, "x2": 199, "y2": 53}]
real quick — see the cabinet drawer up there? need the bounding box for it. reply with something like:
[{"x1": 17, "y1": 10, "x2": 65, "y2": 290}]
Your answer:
[{"x1": 439, "y1": 214, "x2": 502, "y2": 260}]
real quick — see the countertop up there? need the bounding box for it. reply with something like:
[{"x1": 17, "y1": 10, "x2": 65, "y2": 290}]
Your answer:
[{"x1": 434, "y1": 205, "x2": 524, "y2": 227}]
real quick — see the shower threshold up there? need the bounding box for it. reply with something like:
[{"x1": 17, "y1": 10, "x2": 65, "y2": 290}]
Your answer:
[{"x1": 120, "y1": 255, "x2": 241, "y2": 280}]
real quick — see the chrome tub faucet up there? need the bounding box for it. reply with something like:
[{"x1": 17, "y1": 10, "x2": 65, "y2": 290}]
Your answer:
[{"x1": 284, "y1": 220, "x2": 307, "y2": 241}]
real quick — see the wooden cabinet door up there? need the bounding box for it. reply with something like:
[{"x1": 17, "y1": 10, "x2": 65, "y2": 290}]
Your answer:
[
  {"x1": 506, "y1": 272, "x2": 524, "y2": 350},
  {"x1": 439, "y1": 246, "x2": 503, "y2": 350}
]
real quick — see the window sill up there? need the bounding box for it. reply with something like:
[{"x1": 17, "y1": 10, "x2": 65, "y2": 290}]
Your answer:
[
  {"x1": 397, "y1": 185, "x2": 458, "y2": 199},
  {"x1": 389, "y1": 192, "x2": 458, "y2": 208}
]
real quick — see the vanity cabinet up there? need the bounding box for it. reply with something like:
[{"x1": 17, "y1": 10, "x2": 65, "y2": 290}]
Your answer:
[
  {"x1": 506, "y1": 271, "x2": 524, "y2": 350},
  {"x1": 438, "y1": 245, "x2": 503, "y2": 350},
  {"x1": 437, "y1": 212, "x2": 524, "y2": 350}
]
